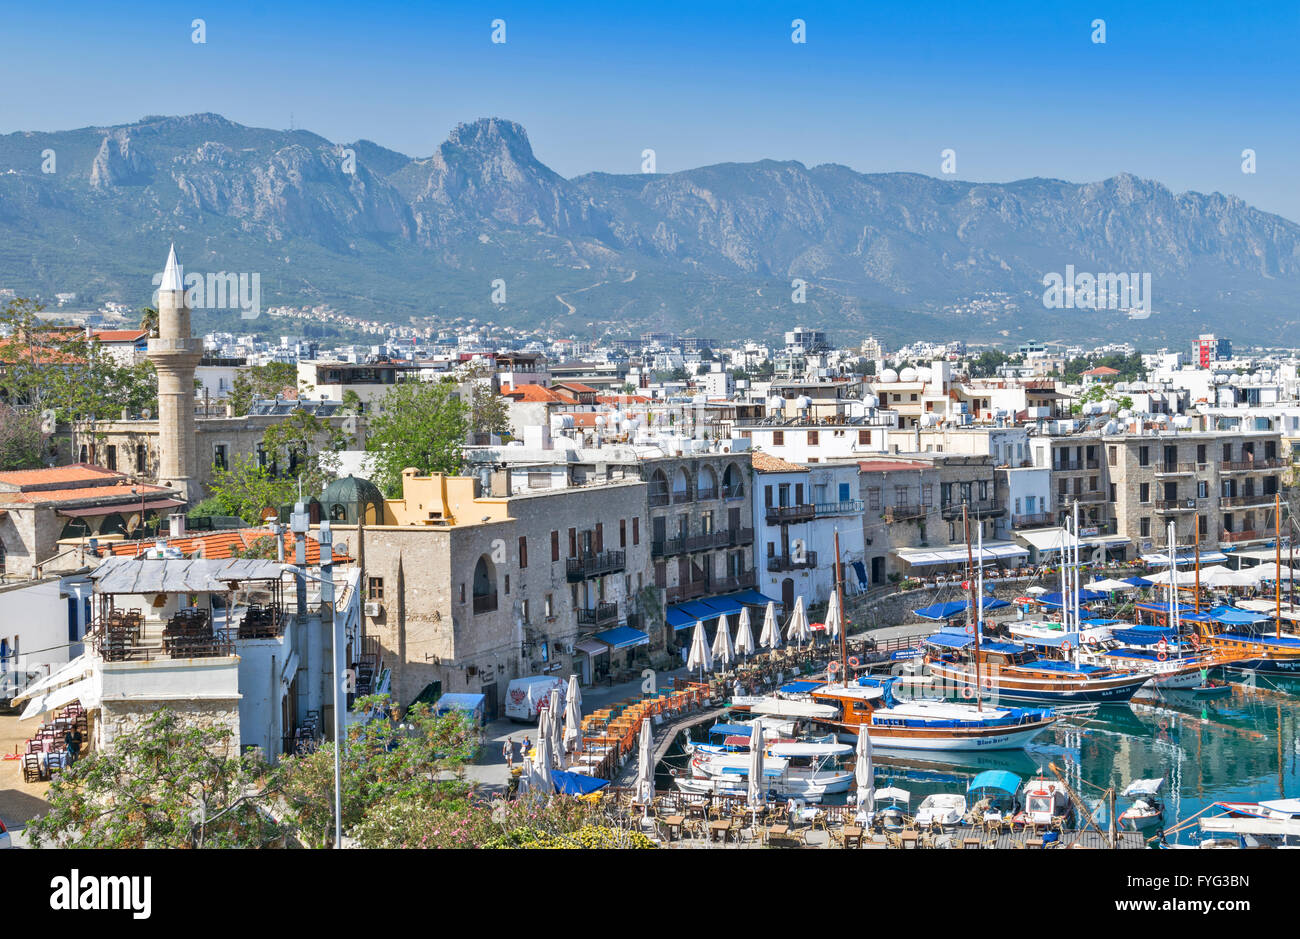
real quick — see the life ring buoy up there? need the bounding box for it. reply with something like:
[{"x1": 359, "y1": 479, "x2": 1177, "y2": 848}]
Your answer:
[
  {"x1": 961, "y1": 685, "x2": 975, "y2": 699},
  {"x1": 1190, "y1": 634, "x2": 1202, "y2": 649},
  {"x1": 827, "y1": 661, "x2": 841, "y2": 675},
  {"x1": 966, "y1": 624, "x2": 975, "y2": 635},
  {"x1": 1060, "y1": 640, "x2": 1072, "y2": 652},
  {"x1": 1157, "y1": 638, "x2": 1168, "y2": 649},
  {"x1": 848, "y1": 656, "x2": 861, "y2": 668},
  {"x1": 1157, "y1": 650, "x2": 1168, "y2": 661},
  {"x1": 981, "y1": 674, "x2": 994, "y2": 690}
]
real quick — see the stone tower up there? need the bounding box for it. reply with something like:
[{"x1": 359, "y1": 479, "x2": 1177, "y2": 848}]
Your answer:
[{"x1": 147, "y1": 245, "x2": 202, "y2": 503}]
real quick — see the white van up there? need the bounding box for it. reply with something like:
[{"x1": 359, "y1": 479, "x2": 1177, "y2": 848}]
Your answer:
[{"x1": 504, "y1": 676, "x2": 567, "y2": 722}]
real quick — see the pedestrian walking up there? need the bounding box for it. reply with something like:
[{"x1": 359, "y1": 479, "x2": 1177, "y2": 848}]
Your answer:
[{"x1": 503, "y1": 737, "x2": 514, "y2": 768}]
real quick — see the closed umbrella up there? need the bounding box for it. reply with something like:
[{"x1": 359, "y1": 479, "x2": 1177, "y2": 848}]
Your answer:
[
  {"x1": 759, "y1": 601, "x2": 782, "y2": 651},
  {"x1": 1248, "y1": 563, "x2": 1300, "y2": 584},
  {"x1": 747, "y1": 718, "x2": 765, "y2": 825},
  {"x1": 686, "y1": 620, "x2": 713, "y2": 680},
  {"x1": 734, "y1": 607, "x2": 755, "y2": 656},
  {"x1": 634, "y1": 717, "x2": 655, "y2": 805},
  {"x1": 711, "y1": 614, "x2": 735, "y2": 670},
  {"x1": 785, "y1": 595, "x2": 812, "y2": 647},
  {"x1": 534, "y1": 710, "x2": 554, "y2": 794},
  {"x1": 547, "y1": 688, "x2": 564, "y2": 768},
  {"x1": 562, "y1": 678, "x2": 583, "y2": 759},
  {"x1": 825, "y1": 588, "x2": 843, "y2": 641},
  {"x1": 854, "y1": 728, "x2": 874, "y2": 822},
  {"x1": 1199, "y1": 566, "x2": 1253, "y2": 589}
]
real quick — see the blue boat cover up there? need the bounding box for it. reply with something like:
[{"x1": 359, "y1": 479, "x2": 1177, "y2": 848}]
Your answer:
[
  {"x1": 926, "y1": 631, "x2": 974, "y2": 649},
  {"x1": 1037, "y1": 589, "x2": 1107, "y2": 607},
  {"x1": 913, "y1": 601, "x2": 969, "y2": 620},
  {"x1": 551, "y1": 770, "x2": 610, "y2": 796},
  {"x1": 1021, "y1": 633, "x2": 1081, "y2": 648},
  {"x1": 779, "y1": 680, "x2": 822, "y2": 694},
  {"x1": 981, "y1": 641, "x2": 1025, "y2": 654},
  {"x1": 1124, "y1": 576, "x2": 1154, "y2": 587},
  {"x1": 1024, "y1": 659, "x2": 1106, "y2": 674},
  {"x1": 1208, "y1": 606, "x2": 1270, "y2": 626},
  {"x1": 1135, "y1": 601, "x2": 1200, "y2": 616},
  {"x1": 1219, "y1": 631, "x2": 1300, "y2": 647},
  {"x1": 1082, "y1": 618, "x2": 1123, "y2": 626},
  {"x1": 593, "y1": 625, "x2": 650, "y2": 649},
  {"x1": 1111, "y1": 627, "x2": 1178, "y2": 645},
  {"x1": 708, "y1": 723, "x2": 752, "y2": 737},
  {"x1": 967, "y1": 770, "x2": 1022, "y2": 795}
]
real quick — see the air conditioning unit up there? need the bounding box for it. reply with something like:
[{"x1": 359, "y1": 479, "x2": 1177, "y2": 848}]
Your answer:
[{"x1": 364, "y1": 601, "x2": 383, "y2": 617}]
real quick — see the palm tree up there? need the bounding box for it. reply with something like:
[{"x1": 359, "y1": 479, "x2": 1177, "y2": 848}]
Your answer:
[{"x1": 140, "y1": 306, "x2": 158, "y2": 337}]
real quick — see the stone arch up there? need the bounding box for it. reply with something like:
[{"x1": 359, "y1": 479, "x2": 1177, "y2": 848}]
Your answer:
[{"x1": 472, "y1": 555, "x2": 497, "y2": 613}]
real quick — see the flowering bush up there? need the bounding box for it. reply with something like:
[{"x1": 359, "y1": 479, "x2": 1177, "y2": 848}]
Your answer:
[{"x1": 482, "y1": 825, "x2": 657, "y2": 849}]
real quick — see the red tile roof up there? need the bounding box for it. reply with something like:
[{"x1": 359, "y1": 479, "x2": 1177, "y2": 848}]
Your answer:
[
  {"x1": 1082, "y1": 366, "x2": 1120, "y2": 376},
  {"x1": 107, "y1": 528, "x2": 352, "y2": 563},
  {"x1": 92, "y1": 329, "x2": 149, "y2": 343},
  {"x1": 0, "y1": 463, "x2": 122, "y2": 489},
  {"x1": 503, "y1": 383, "x2": 564, "y2": 403},
  {"x1": 2, "y1": 484, "x2": 171, "y2": 505},
  {"x1": 751, "y1": 452, "x2": 808, "y2": 474}
]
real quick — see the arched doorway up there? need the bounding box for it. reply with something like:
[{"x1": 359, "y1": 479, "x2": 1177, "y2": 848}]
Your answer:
[
  {"x1": 472, "y1": 555, "x2": 497, "y2": 613},
  {"x1": 781, "y1": 577, "x2": 795, "y2": 613}
]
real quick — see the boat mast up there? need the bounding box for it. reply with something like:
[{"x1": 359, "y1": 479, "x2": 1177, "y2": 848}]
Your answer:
[
  {"x1": 1167, "y1": 521, "x2": 1180, "y2": 651},
  {"x1": 975, "y1": 521, "x2": 984, "y2": 711},
  {"x1": 835, "y1": 529, "x2": 846, "y2": 687},
  {"x1": 1194, "y1": 521, "x2": 1201, "y2": 616},
  {"x1": 1071, "y1": 500, "x2": 1080, "y2": 666},
  {"x1": 1277, "y1": 493, "x2": 1283, "y2": 641},
  {"x1": 964, "y1": 504, "x2": 981, "y2": 711}
]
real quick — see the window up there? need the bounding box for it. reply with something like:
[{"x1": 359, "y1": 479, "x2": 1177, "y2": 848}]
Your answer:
[
  {"x1": 633, "y1": 517, "x2": 639, "y2": 545},
  {"x1": 1138, "y1": 446, "x2": 1149, "y2": 467},
  {"x1": 521, "y1": 599, "x2": 530, "y2": 623},
  {"x1": 858, "y1": 430, "x2": 870, "y2": 445},
  {"x1": 544, "y1": 594, "x2": 554, "y2": 619},
  {"x1": 921, "y1": 485, "x2": 932, "y2": 506},
  {"x1": 1139, "y1": 483, "x2": 1149, "y2": 503},
  {"x1": 1109, "y1": 484, "x2": 1116, "y2": 502},
  {"x1": 838, "y1": 482, "x2": 851, "y2": 501},
  {"x1": 551, "y1": 530, "x2": 560, "y2": 562},
  {"x1": 367, "y1": 577, "x2": 384, "y2": 601},
  {"x1": 1089, "y1": 476, "x2": 1098, "y2": 492},
  {"x1": 773, "y1": 430, "x2": 784, "y2": 446},
  {"x1": 1197, "y1": 444, "x2": 1207, "y2": 464},
  {"x1": 1197, "y1": 480, "x2": 1208, "y2": 499},
  {"x1": 472, "y1": 556, "x2": 497, "y2": 612},
  {"x1": 106, "y1": 445, "x2": 117, "y2": 471},
  {"x1": 568, "y1": 527, "x2": 577, "y2": 558},
  {"x1": 518, "y1": 536, "x2": 528, "y2": 569},
  {"x1": 1223, "y1": 443, "x2": 1232, "y2": 461},
  {"x1": 1199, "y1": 515, "x2": 1208, "y2": 536},
  {"x1": 136, "y1": 444, "x2": 147, "y2": 473},
  {"x1": 213, "y1": 444, "x2": 228, "y2": 471},
  {"x1": 867, "y1": 487, "x2": 880, "y2": 509},
  {"x1": 808, "y1": 430, "x2": 819, "y2": 446},
  {"x1": 504, "y1": 574, "x2": 510, "y2": 595},
  {"x1": 620, "y1": 519, "x2": 627, "y2": 548},
  {"x1": 1140, "y1": 517, "x2": 1150, "y2": 537}
]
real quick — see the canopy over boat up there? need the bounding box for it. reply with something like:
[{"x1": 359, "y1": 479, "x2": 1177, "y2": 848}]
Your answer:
[
  {"x1": 913, "y1": 598, "x2": 1010, "y2": 620},
  {"x1": 1122, "y1": 778, "x2": 1165, "y2": 797},
  {"x1": 1206, "y1": 605, "x2": 1270, "y2": 626},
  {"x1": 968, "y1": 770, "x2": 1023, "y2": 795},
  {"x1": 767, "y1": 742, "x2": 854, "y2": 758},
  {"x1": 708, "y1": 723, "x2": 752, "y2": 737},
  {"x1": 874, "y1": 786, "x2": 911, "y2": 803}
]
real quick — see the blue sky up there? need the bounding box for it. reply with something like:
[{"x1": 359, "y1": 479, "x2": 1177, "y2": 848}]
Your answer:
[{"x1": 4, "y1": 1, "x2": 1298, "y2": 218}]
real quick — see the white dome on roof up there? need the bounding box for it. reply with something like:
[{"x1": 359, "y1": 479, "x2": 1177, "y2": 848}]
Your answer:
[
  {"x1": 1115, "y1": 382, "x2": 1129, "y2": 392},
  {"x1": 862, "y1": 394, "x2": 879, "y2": 408},
  {"x1": 899, "y1": 367, "x2": 918, "y2": 383},
  {"x1": 768, "y1": 395, "x2": 786, "y2": 410},
  {"x1": 879, "y1": 368, "x2": 897, "y2": 384},
  {"x1": 916, "y1": 366, "x2": 932, "y2": 382}
]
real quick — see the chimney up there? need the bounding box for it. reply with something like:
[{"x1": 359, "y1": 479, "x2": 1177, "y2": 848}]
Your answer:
[{"x1": 168, "y1": 514, "x2": 186, "y2": 539}]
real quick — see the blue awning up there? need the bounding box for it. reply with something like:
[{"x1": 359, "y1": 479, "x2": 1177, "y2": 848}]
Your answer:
[
  {"x1": 551, "y1": 770, "x2": 610, "y2": 796},
  {"x1": 1112, "y1": 627, "x2": 1178, "y2": 646},
  {"x1": 666, "y1": 607, "x2": 695, "y2": 630},
  {"x1": 1123, "y1": 576, "x2": 1154, "y2": 587},
  {"x1": 709, "y1": 723, "x2": 752, "y2": 737},
  {"x1": 968, "y1": 770, "x2": 1022, "y2": 795},
  {"x1": 982, "y1": 641, "x2": 1025, "y2": 654},
  {"x1": 675, "y1": 600, "x2": 718, "y2": 621},
  {"x1": 698, "y1": 596, "x2": 745, "y2": 618},
  {"x1": 926, "y1": 631, "x2": 974, "y2": 649},
  {"x1": 1022, "y1": 633, "x2": 1080, "y2": 649},
  {"x1": 594, "y1": 625, "x2": 650, "y2": 650},
  {"x1": 726, "y1": 589, "x2": 781, "y2": 607},
  {"x1": 1037, "y1": 589, "x2": 1108, "y2": 608}
]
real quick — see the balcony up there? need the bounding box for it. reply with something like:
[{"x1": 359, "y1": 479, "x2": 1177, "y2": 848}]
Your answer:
[
  {"x1": 883, "y1": 504, "x2": 924, "y2": 522},
  {"x1": 696, "y1": 486, "x2": 718, "y2": 501},
  {"x1": 722, "y1": 485, "x2": 745, "y2": 501},
  {"x1": 768, "y1": 551, "x2": 818, "y2": 572},
  {"x1": 727, "y1": 527, "x2": 755, "y2": 546},
  {"x1": 765, "y1": 503, "x2": 815, "y2": 524},
  {"x1": 672, "y1": 489, "x2": 693, "y2": 504},
  {"x1": 649, "y1": 489, "x2": 670, "y2": 507},
  {"x1": 713, "y1": 570, "x2": 758, "y2": 593},
  {"x1": 1012, "y1": 512, "x2": 1054, "y2": 528},
  {"x1": 576, "y1": 602, "x2": 619, "y2": 629},
  {"x1": 1154, "y1": 499, "x2": 1197, "y2": 513},
  {"x1": 813, "y1": 499, "x2": 865, "y2": 517},
  {"x1": 1053, "y1": 460, "x2": 1096, "y2": 472},
  {"x1": 1221, "y1": 529, "x2": 1267, "y2": 544},
  {"x1": 940, "y1": 499, "x2": 1004, "y2": 519},
  {"x1": 1154, "y1": 462, "x2": 1198, "y2": 476},
  {"x1": 1061, "y1": 491, "x2": 1106, "y2": 504},
  {"x1": 566, "y1": 550, "x2": 626, "y2": 582},
  {"x1": 1221, "y1": 458, "x2": 1285, "y2": 473},
  {"x1": 666, "y1": 580, "x2": 709, "y2": 603},
  {"x1": 652, "y1": 532, "x2": 738, "y2": 557},
  {"x1": 1221, "y1": 493, "x2": 1280, "y2": 508},
  {"x1": 473, "y1": 592, "x2": 498, "y2": 614}
]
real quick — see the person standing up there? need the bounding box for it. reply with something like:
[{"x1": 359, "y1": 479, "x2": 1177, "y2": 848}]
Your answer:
[
  {"x1": 503, "y1": 737, "x2": 514, "y2": 768},
  {"x1": 63, "y1": 729, "x2": 75, "y2": 765},
  {"x1": 70, "y1": 729, "x2": 83, "y2": 764}
]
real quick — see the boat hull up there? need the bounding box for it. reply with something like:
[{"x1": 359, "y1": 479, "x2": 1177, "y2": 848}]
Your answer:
[
  {"x1": 929, "y1": 662, "x2": 1150, "y2": 704},
  {"x1": 832, "y1": 720, "x2": 1055, "y2": 751}
]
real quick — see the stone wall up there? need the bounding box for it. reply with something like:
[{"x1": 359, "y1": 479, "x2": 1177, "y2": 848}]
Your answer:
[{"x1": 97, "y1": 697, "x2": 241, "y2": 754}]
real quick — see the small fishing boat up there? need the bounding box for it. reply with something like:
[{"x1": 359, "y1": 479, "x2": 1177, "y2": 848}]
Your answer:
[
  {"x1": 1118, "y1": 778, "x2": 1166, "y2": 833},
  {"x1": 915, "y1": 793, "x2": 967, "y2": 828},
  {"x1": 966, "y1": 770, "x2": 1022, "y2": 827},
  {"x1": 1197, "y1": 799, "x2": 1300, "y2": 847},
  {"x1": 679, "y1": 740, "x2": 854, "y2": 802},
  {"x1": 1189, "y1": 680, "x2": 1233, "y2": 698},
  {"x1": 872, "y1": 786, "x2": 911, "y2": 831},
  {"x1": 1012, "y1": 774, "x2": 1072, "y2": 828}
]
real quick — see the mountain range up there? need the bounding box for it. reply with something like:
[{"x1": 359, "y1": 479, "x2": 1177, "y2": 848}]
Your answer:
[{"x1": 1, "y1": 112, "x2": 1298, "y2": 344}]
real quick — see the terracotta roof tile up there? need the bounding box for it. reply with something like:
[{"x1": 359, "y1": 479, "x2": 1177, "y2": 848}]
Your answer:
[
  {"x1": 92, "y1": 329, "x2": 149, "y2": 342},
  {"x1": 107, "y1": 528, "x2": 351, "y2": 563},
  {"x1": 0, "y1": 463, "x2": 124, "y2": 489},
  {"x1": 857, "y1": 459, "x2": 932, "y2": 473},
  {"x1": 751, "y1": 452, "x2": 808, "y2": 474}
]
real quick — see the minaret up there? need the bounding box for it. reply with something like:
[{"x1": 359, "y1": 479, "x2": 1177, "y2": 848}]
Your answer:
[{"x1": 148, "y1": 244, "x2": 202, "y2": 502}]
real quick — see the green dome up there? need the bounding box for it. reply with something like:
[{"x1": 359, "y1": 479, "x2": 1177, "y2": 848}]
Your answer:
[{"x1": 321, "y1": 475, "x2": 384, "y2": 524}]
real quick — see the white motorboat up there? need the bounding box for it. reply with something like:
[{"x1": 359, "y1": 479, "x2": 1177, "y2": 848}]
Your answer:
[
  {"x1": 914, "y1": 793, "x2": 967, "y2": 828},
  {"x1": 678, "y1": 740, "x2": 854, "y2": 802}
]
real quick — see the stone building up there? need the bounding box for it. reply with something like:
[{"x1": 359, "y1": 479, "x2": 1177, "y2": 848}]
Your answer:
[{"x1": 327, "y1": 470, "x2": 652, "y2": 716}]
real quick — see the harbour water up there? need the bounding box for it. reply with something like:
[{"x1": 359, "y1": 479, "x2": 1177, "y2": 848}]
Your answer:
[{"x1": 655, "y1": 671, "x2": 1300, "y2": 846}]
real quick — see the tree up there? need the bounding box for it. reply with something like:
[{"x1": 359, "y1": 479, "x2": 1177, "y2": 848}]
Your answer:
[
  {"x1": 276, "y1": 694, "x2": 480, "y2": 848},
  {"x1": 461, "y1": 360, "x2": 511, "y2": 439},
  {"x1": 26, "y1": 709, "x2": 283, "y2": 849},
  {"x1": 139, "y1": 306, "x2": 159, "y2": 338},
  {"x1": 0, "y1": 298, "x2": 157, "y2": 428},
  {"x1": 228, "y1": 362, "x2": 297, "y2": 416},
  {"x1": 364, "y1": 379, "x2": 468, "y2": 497},
  {"x1": 0, "y1": 403, "x2": 45, "y2": 470},
  {"x1": 207, "y1": 454, "x2": 301, "y2": 524}
]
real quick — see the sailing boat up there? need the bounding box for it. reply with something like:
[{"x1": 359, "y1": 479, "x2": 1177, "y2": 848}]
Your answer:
[{"x1": 926, "y1": 505, "x2": 1151, "y2": 704}]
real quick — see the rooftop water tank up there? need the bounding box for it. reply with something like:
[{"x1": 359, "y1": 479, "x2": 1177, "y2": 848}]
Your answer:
[
  {"x1": 881, "y1": 368, "x2": 899, "y2": 384},
  {"x1": 899, "y1": 367, "x2": 918, "y2": 383}
]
